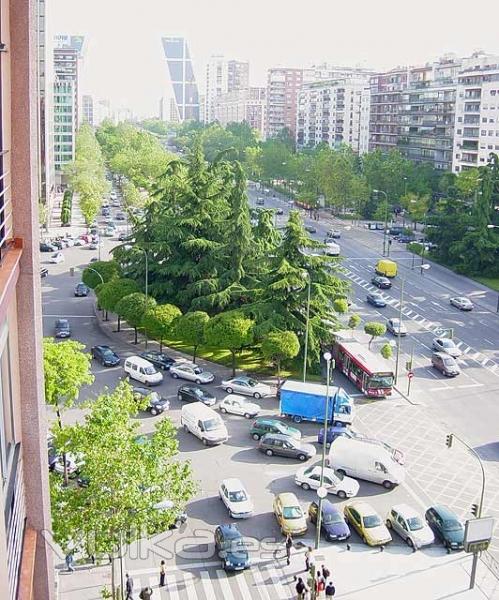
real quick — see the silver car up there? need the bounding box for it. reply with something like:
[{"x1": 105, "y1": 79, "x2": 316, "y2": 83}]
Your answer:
[
  {"x1": 387, "y1": 318, "x2": 407, "y2": 336},
  {"x1": 386, "y1": 504, "x2": 434, "y2": 549},
  {"x1": 432, "y1": 338, "x2": 462, "y2": 358},
  {"x1": 169, "y1": 362, "x2": 215, "y2": 384},
  {"x1": 450, "y1": 296, "x2": 473, "y2": 311},
  {"x1": 221, "y1": 376, "x2": 273, "y2": 399}
]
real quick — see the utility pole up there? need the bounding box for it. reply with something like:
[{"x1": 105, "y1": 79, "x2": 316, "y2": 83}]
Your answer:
[
  {"x1": 394, "y1": 278, "x2": 405, "y2": 384},
  {"x1": 302, "y1": 273, "x2": 311, "y2": 382}
]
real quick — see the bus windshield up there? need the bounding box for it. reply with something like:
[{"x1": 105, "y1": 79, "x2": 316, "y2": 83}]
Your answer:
[{"x1": 368, "y1": 374, "x2": 394, "y2": 388}]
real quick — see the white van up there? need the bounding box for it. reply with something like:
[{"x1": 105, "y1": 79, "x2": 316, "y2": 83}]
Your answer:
[
  {"x1": 328, "y1": 437, "x2": 405, "y2": 489},
  {"x1": 124, "y1": 356, "x2": 163, "y2": 386},
  {"x1": 180, "y1": 402, "x2": 228, "y2": 446}
]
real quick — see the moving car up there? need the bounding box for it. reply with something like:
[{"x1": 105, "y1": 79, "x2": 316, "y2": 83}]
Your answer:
[
  {"x1": 40, "y1": 242, "x2": 56, "y2": 252},
  {"x1": 123, "y1": 356, "x2": 163, "y2": 386},
  {"x1": 431, "y1": 352, "x2": 460, "y2": 377},
  {"x1": 104, "y1": 226, "x2": 115, "y2": 237},
  {"x1": 425, "y1": 505, "x2": 464, "y2": 551},
  {"x1": 308, "y1": 500, "x2": 351, "y2": 542},
  {"x1": 432, "y1": 338, "x2": 462, "y2": 358},
  {"x1": 375, "y1": 259, "x2": 397, "y2": 278},
  {"x1": 74, "y1": 282, "x2": 89, "y2": 297},
  {"x1": 132, "y1": 387, "x2": 170, "y2": 416},
  {"x1": 40, "y1": 267, "x2": 49, "y2": 278},
  {"x1": 295, "y1": 465, "x2": 359, "y2": 499},
  {"x1": 219, "y1": 478, "x2": 253, "y2": 518},
  {"x1": 367, "y1": 292, "x2": 387, "y2": 307},
  {"x1": 214, "y1": 524, "x2": 250, "y2": 571},
  {"x1": 170, "y1": 362, "x2": 215, "y2": 384},
  {"x1": 397, "y1": 234, "x2": 415, "y2": 243},
  {"x1": 323, "y1": 241, "x2": 341, "y2": 256},
  {"x1": 139, "y1": 350, "x2": 175, "y2": 371},
  {"x1": 54, "y1": 318, "x2": 71, "y2": 338},
  {"x1": 387, "y1": 318, "x2": 407, "y2": 336},
  {"x1": 177, "y1": 385, "x2": 216, "y2": 406},
  {"x1": 273, "y1": 492, "x2": 307, "y2": 536},
  {"x1": 305, "y1": 225, "x2": 317, "y2": 234},
  {"x1": 371, "y1": 276, "x2": 392, "y2": 289},
  {"x1": 181, "y1": 402, "x2": 228, "y2": 445},
  {"x1": 50, "y1": 252, "x2": 64, "y2": 264},
  {"x1": 450, "y1": 296, "x2": 473, "y2": 311},
  {"x1": 259, "y1": 433, "x2": 316, "y2": 461},
  {"x1": 91, "y1": 345, "x2": 120, "y2": 367},
  {"x1": 222, "y1": 376, "x2": 272, "y2": 399},
  {"x1": 115, "y1": 212, "x2": 126, "y2": 220},
  {"x1": 256, "y1": 197, "x2": 265, "y2": 205},
  {"x1": 327, "y1": 229, "x2": 341, "y2": 239},
  {"x1": 386, "y1": 504, "x2": 434, "y2": 549},
  {"x1": 344, "y1": 501, "x2": 392, "y2": 546},
  {"x1": 276, "y1": 207, "x2": 284, "y2": 215},
  {"x1": 219, "y1": 394, "x2": 260, "y2": 418},
  {"x1": 250, "y1": 417, "x2": 301, "y2": 441}
]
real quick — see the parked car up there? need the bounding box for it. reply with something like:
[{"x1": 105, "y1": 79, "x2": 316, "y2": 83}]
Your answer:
[
  {"x1": 139, "y1": 350, "x2": 175, "y2": 371},
  {"x1": 387, "y1": 318, "x2": 407, "y2": 336},
  {"x1": 295, "y1": 464, "x2": 359, "y2": 499},
  {"x1": 181, "y1": 402, "x2": 228, "y2": 445},
  {"x1": 219, "y1": 394, "x2": 260, "y2": 418},
  {"x1": 115, "y1": 212, "x2": 126, "y2": 221},
  {"x1": 214, "y1": 524, "x2": 251, "y2": 571},
  {"x1": 397, "y1": 234, "x2": 415, "y2": 243},
  {"x1": 218, "y1": 478, "x2": 253, "y2": 518},
  {"x1": 432, "y1": 338, "x2": 462, "y2": 358},
  {"x1": 431, "y1": 352, "x2": 460, "y2": 377},
  {"x1": 170, "y1": 362, "x2": 215, "y2": 384},
  {"x1": 425, "y1": 505, "x2": 464, "y2": 551},
  {"x1": 250, "y1": 417, "x2": 301, "y2": 441},
  {"x1": 132, "y1": 387, "x2": 170, "y2": 416},
  {"x1": 222, "y1": 376, "x2": 272, "y2": 399},
  {"x1": 276, "y1": 207, "x2": 284, "y2": 215},
  {"x1": 177, "y1": 385, "x2": 216, "y2": 406},
  {"x1": 40, "y1": 242, "x2": 56, "y2": 252},
  {"x1": 386, "y1": 504, "x2": 434, "y2": 549},
  {"x1": 91, "y1": 345, "x2": 120, "y2": 367},
  {"x1": 450, "y1": 296, "x2": 474, "y2": 311},
  {"x1": 40, "y1": 267, "x2": 49, "y2": 278},
  {"x1": 318, "y1": 424, "x2": 354, "y2": 448},
  {"x1": 259, "y1": 433, "x2": 316, "y2": 461},
  {"x1": 50, "y1": 252, "x2": 64, "y2": 264},
  {"x1": 327, "y1": 229, "x2": 341, "y2": 239},
  {"x1": 273, "y1": 492, "x2": 307, "y2": 536},
  {"x1": 54, "y1": 318, "x2": 71, "y2": 338},
  {"x1": 309, "y1": 500, "x2": 351, "y2": 542},
  {"x1": 344, "y1": 501, "x2": 392, "y2": 547},
  {"x1": 323, "y1": 241, "x2": 341, "y2": 256},
  {"x1": 256, "y1": 197, "x2": 265, "y2": 205},
  {"x1": 305, "y1": 225, "x2": 317, "y2": 234},
  {"x1": 319, "y1": 427, "x2": 405, "y2": 464},
  {"x1": 123, "y1": 356, "x2": 163, "y2": 386},
  {"x1": 74, "y1": 282, "x2": 89, "y2": 297},
  {"x1": 371, "y1": 276, "x2": 392, "y2": 289},
  {"x1": 367, "y1": 292, "x2": 387, "y2": 307},
  {"x1": 118, "y1": 232, "x2": 127, "y2": 241}
]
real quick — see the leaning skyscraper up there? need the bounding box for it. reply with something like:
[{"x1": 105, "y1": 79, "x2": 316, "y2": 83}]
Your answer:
[{"x1": 161, "y1": 37, "x2": 200, "y2": 122}]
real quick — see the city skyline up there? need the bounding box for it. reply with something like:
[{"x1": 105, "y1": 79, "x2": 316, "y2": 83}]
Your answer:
[{"x1": 51, "y1": 0, "x2": 499, "y2": 116}]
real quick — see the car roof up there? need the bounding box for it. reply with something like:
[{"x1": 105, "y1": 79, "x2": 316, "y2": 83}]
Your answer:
[
  {"x1": 218, "y1": 524, "x2": 242, "y2": 539},
  {"x1": 391, "y1": 504, "x2": 419, "y2": 518},
  {"x1": 431, "y1": 504, "x2": 458, "y2": 519},
  {"x1": 133, "y1": 387, "x2": 150, "y2": 395},
  {"x1": 322, "y1": 499, "x2": 342, "y2": 515},
  {"x1": 56, "y1": 318, "x2": 69, "y2": 325},
  {"x1": 256, "y1": 417, "x2": 281, "y2": 425},
  {"x1": 223, "y1": 394, "x2": 246, "y2": 402},
  {"x1": 262, "y1": 433, "x2": 292, "y2": 442},
  {"x1": 347, "y1": 501, "x2": 376, "y2": 515},
  {"x1": 95, "y1": 344, "x2": 112, "y2": 350},
  {"x1": 221, "y1": 478, "x2": 245, "y2": 491},
  {"x1": 276, "y1": 492, "x2": 300, "y2": 506}
]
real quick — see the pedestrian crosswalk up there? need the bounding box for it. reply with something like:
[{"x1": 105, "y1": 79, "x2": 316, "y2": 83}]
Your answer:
[{"x1": 129, "y1": 561, "x2": 296, "y2": 600}]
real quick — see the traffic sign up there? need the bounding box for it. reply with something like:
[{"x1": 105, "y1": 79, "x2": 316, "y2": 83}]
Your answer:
[{"x1": 407, "y1": 372, "x2": 414, "y2": 380}]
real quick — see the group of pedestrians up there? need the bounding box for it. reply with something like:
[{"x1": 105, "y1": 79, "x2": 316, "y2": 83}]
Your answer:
[
  {"x1": 285, "y1": 537, "x2": 335, "y2": 599},
  {"x1": 125, "y1": 560, "x2": 166, "y2": 600}
]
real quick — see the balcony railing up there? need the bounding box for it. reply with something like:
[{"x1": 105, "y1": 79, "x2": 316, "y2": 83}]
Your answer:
[{"x1": 0, "y1": 149, "x2": 13, "y2": 265}]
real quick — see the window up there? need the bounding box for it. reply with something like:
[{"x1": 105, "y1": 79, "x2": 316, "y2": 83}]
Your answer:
[{"x1": 0, "y1": 323, "x2": 16, "y2": 479}]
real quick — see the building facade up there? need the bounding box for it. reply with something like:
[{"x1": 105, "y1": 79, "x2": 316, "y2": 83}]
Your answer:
[
  {"x1": 453, "y1": 55, "x2": 499, "y2": 172},
  {"x1": 204, "y1": 56, "x2": 250, "y2": 124},
  {"x1": 81, "y1": 94, "x2": 94, "y2": 127},
  {"x1": 296, "y1": 76, "x2": 371, "y2": 153},
  {"x1": 0, "y1": 1, "x2": 55, "y2": 599},
  {"x1": 161, "y1": 37, "x2": 199, "y2": 122},
  {"x1": 266, "y1": 68, "x2": 310, "y2": 139},
  {"x1": 213, "y1": 87, "x2": 266, "y2": 137}
]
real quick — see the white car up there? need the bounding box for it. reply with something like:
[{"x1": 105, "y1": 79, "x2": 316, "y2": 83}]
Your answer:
[
  {"x1": 295, "y1": 465, "x2": 359, "y2": 499},
  {"x1": 450, "y1": 296, "x2": 473, "y2": 311},
  {"x1": 221, "y1": 376, "x2": 272, "y2": 399},
  {"x1": 387, "y1": 318, "x2": 407, "y2": 336},
  {"x1": 219, "y1": 394, "x2": 260, "y2": 419},
  {"x1": 386, "y1": 504, "x2": 434, "y2": 549},
  {"x1": 50, "y1": 252, "x2": 64, "y2": 264},
  {"x1": 324, "y1": 241, "x2": 341, "y2": 256},
  {"x1": 432, "y1": 337, "x2": 462, "y2": 358},
  {"x1": 170, "y1": 362, "x2": 215, "y2": 384},
  {"x1": 219, "y1": 478, "x2": 254, "y2": 518}
]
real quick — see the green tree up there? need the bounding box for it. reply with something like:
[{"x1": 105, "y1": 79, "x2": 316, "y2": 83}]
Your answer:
[
  {"x1": 172, "y1": 311, "x2": 210, "y2": 363},
  {"x1": 143, "y1": 304, "x2": 182, "y2": 351},
  {"x1": 49, "y1": 381, "x2": 196, "y2": 591},
  {"x1": 455, "y1": 169, "x2": 481, "y2": 199},
  {"x1": 364, "y1": 322, "x2": 386, "y2": 348},
  {"x1": 380, "y1": 343, "x2": 393, "y2": 360},
  {"x1": 348, "y1": 314, "x2": 361, "y2": 330},
  {"x1": 95, "y1": 278, "x2": 140, "y2": 325},
  {"x1": 372, "y1": 200, "x2": 390, "y2": 223},
  {"x1": 333, "y1": 298, "x2": 349, "y2": 314},
  {"x1": 204, "y1": 312, "x2": 254, "y2": 376},
  {"x1": 261, "y1": 331, "x2": 300, "y2": 385},
  {"x1": 82, "y1": 260, "x2": 121, "y2": 289},
  {"x1": 115, "y1": 292, "x2": 157, "y2": 344}
]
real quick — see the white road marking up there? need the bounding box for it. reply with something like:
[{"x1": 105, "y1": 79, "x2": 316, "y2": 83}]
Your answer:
[
  {"x1": 200, "y1": 570, "x2": 217, "y2": 599},
  {"x1": 233, "y1": 570, "x2": 254, "y2": 600},
  {"x1": 216, "y1": 569, "x2": 234, "y2": 598},
  {"x1": 164, "y1": 574, "x2": 180, "y2": 600},
  {"x1": 456, "y1": 383, "x2": 484, "y2": 389},
  {"x1": 481, "y1": 358, "x2": 490, "y2": 366},
  {"x1": 429, "y1": 386, "x2": 452, "y2": 392}
]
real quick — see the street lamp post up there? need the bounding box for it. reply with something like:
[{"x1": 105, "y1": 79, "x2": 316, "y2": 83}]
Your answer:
[
  {"x1": 373, "y1": 189, "x2": 389, "y2": 256},
  {"x1": 140, "y1": 249, "x2": 149, "y2": 349},
  {"x1": 394, "y1": 277, "x2": 405, "y2": 385},
  {"x1": 302, "y1": 272, "x2": 312, "y2": 382}
]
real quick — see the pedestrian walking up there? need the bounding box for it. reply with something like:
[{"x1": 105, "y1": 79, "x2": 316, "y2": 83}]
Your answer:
[
  {"x1": 139, "y1": 587, "x2": 153, "y2": 600},
  {"x1": 316, "y1": 572, "x2": 326, "y2": 598},
  {"x1": 305, "y1": 546, "x2": 315, "y2": 572},
  {"x1": 295, "y1": 576, "x2": 307, "y2": 599},
  {"x1": 159, "y1": 560, "x2": 166, "y2": 587},
  {"x1": 65, "y1": 552, "x2": 75, "y2": 572},
  {"x1": 325, "y1": 581, "x2": 336, "y2": 598},
  {"x1": 125, "y1": 573, "x2": 134, "y2": 600},
  {"x1": 285, "y1": 533, "x2": 293, "y2": 566},
  {"x1": 321, "y1": 565, "x2": 331, "y2": 581}
]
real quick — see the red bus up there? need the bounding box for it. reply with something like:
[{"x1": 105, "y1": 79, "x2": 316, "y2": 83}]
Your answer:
[{"x1": 333, "y1": 339, "x2": 394, "y2": 398}]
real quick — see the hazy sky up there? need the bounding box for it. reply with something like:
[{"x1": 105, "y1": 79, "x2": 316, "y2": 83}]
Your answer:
[{"x1": 51, "y1": 0, "x2": 499, "y2": 117}]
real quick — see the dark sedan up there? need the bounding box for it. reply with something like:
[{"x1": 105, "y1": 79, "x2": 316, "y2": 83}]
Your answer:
[
  {"x1": 139, "y1": 351, "x2": 175, "y2": 371},
  {"x1": 367, "y1": 292, "x2": 387, "y2": 307},
  {"x1": 309, "y1": 500, "x2": 351, "y2": 542},
  {"x1": 215, "y1": 524, "x2": 250, "y2": 572},
  {"x1": 177, "y1": 385, "x2": 216, "y2": 406},
  {"x1": 318, "y1": 424, "x2": 354, "y2": 447},
  {"x1": 132, "y1": 387, "x2": 170, "y2": 416},
  {"x1": 371, "y1": 276, "x2": 392, "y2": 289},
  {"x1": 40, "y1": 242, "x2": 56, "y2": 252},
  {"x1": 40, "y1": 267, "x2": 49, "y2": 278},
  {"x1": 74, "y1": 282, "x2": 89, "y2": 297},
  {"x1": 54, "y1": 318, "x2": 71, "y2": 338},
  {"x1": 305, "y1": 225, "x2": 317, "y2": 234},
  {"x1": 425, "y1": 505, "x2": 464, "y2": 552},
  {"x1": 91, "y1": 345, "x2": 120, "y2": 367}
]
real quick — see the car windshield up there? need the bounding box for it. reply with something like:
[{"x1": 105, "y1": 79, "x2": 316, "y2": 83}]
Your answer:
[
  {"x1": 440, "y1": 339, "x2": 454, "y2": 348},
  {"x1": 323, "y1": 511, "x2": 343, "y2": 525},
  {"x1": 246, "y1": 379, "x2": 258, "y2": 387},
  {"x1": 443, "y1": 358, "x2": 456, "y2": 366},
  {"x1": 368, "y1": 374, "x2": 394, "y2": 388},
  {"x1": 194, "y1": 367, "x2": 203, "y2": 374},
  {"x1": 334, "y1": 470, "x2": 344, "y2": 480},
  {"x1": 228, "y1": 490, "x2": 248, "y2": 502},
  {"x1": 282, "y1": 506, "x2": 303, "y2": 519},
  {"x1": 203, "y1": 418, "x2": 220, "y2": 432},
  {"x1": 363, "y1": 514, "x2": 382, "y2": 528},
  {"x1": 102, "y1": 349, "x2": 114, "y2": 357},
  {"x1": 391, "y1": 319, "x2": 400, "y2": 326},
  {"x1": 57, "y1": 321, "x2": 69, "y2": 328},
  {"x1": 228, "y1": 539, "x2": 248, "y2": 553},
  {"x1": 443, "y1": 519, "x2": 462, "y2": 531},
  {"x1": 407, "y1": 517, "x2": 424, "y2": 531},
  {"x1": 148, "y1": 392, "x2": 160, "y2": 403},
  {"x1": 144, "y1": 366, "x2": 157, "y2": 375}
]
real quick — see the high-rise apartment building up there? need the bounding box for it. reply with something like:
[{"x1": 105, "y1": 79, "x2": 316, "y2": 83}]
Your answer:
[
  {"x1": 213, "y1": 88, "x2": 266, "y2": 137},
  {"x1": 53, "y1": 35, "x2": 84, "y2": 186},
  {"x1": 453, "y1": 54, "x2": 499, "y2": 172},
  {"x1": 82, "y1": 94, "x2": 94, "y2": 127},
  {"x1": 296, "y1": 75, "x2": 371, "y2": 153},
  {"x1": 161, "y1": 37, "x2": 199, "y2": 122},
  {"x1": 0, "y1": 1, "x2": 55, "y2": 599},
  {"x1": 266, "y1": 68, "x2": 311, "y2": 139},
  {"x1": 204, "y1": 56, "x2": 250, "y2": 123}
]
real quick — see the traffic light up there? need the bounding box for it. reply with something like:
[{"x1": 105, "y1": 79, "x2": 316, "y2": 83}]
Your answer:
[
  {"x1": 405, "y1": 360, "x2": 412, "y2": 371},
  {"x1": 445, "y1": 434, "x2": 453, "y2": 448},
  {"x1": 471, "y1": 503, "x2": 479, "y2": 517}
]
